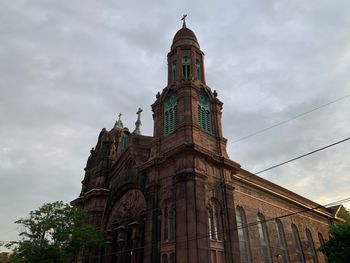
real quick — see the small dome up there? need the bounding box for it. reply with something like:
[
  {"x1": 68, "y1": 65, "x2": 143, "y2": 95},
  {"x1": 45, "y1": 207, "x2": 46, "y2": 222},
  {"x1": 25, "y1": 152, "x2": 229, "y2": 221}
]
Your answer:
[{"x1": 171, "y1": 25, "x2": 200, "y2": 50}]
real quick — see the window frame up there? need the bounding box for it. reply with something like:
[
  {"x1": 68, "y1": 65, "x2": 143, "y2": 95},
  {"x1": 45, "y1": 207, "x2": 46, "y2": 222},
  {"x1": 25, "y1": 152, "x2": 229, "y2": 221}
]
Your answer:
[
  {"x1": 163, "y1": 92, "x2": 177, "y2": 136},
  {"x1": 291, "y1": 224, "x2": 305, "y2": 263},
  {"x1": 171, "y1": 60, "x2": 176, "y2": 81},
  {"x1": 235, "y1": 207, "x2": 252, "y2": 263},
  {"x1": 257, "y1": 213, "x2": 272, "y2": 263},
  {"x1": 195, "y1": 58, "x2": 201, "y2": 80},
  {"x1": 306, "y1": 228, "x2": 318, "y2": 263},
  {"x1": 182, "y1": 56, "x2": 190, "y2": 79},
  {"x1": 198, "y1": 90, "x2": 212, "y2": 134},
  {"x1": 275, "y1": 219, "x2": 289, "y2": 263}
]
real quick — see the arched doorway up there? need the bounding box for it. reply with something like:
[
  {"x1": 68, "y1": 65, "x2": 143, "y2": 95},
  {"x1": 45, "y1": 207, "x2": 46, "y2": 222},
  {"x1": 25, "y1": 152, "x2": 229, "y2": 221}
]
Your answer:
[{"x1": 105, "y1": 189, "x2": 146, "y2": 263}]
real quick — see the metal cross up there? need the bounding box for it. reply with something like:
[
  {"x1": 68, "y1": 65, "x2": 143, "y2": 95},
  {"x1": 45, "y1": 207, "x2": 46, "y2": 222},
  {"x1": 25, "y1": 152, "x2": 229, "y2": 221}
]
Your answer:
[
  {"x1": 181, "y1": 14, "x2": 187, "y2": 27},
  {"x1": 136, "y1": 108, "x2": 143, "y2": 121}
]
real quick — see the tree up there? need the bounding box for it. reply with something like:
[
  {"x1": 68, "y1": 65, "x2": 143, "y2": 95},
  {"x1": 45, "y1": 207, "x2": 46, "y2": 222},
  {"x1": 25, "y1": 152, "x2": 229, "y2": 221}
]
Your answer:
[
  {"x1": 337, "y1": 206, "x2": 350, "y2": 221},
  {"x1": 320, "y1": 220, "x2": 350, "y2": 263},
  {"x1": 7, "y1": 201, "x2": 103, "y2": 263}
]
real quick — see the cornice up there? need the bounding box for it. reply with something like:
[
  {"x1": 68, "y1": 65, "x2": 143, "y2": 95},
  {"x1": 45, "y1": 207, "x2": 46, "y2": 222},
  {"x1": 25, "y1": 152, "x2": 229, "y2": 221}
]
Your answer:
[{"x1": 232, "y1": 170, "x2": 333, "y2": 219}]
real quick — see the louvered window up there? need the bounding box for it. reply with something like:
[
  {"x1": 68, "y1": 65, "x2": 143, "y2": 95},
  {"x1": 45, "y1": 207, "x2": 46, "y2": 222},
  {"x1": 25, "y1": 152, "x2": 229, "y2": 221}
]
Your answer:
[
  {"x1": 164, "y1": 92, "x2": 177, "y2": 136},
  {"x1": 198, "y1": 91, "x2": 212, "y2": 134}
]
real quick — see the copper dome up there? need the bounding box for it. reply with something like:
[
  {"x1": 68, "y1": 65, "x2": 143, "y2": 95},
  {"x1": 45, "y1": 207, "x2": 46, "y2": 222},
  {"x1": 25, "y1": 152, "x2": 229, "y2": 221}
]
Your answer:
[{"x1": 171, "y1": 25, "x2": 200, "y2": 50}]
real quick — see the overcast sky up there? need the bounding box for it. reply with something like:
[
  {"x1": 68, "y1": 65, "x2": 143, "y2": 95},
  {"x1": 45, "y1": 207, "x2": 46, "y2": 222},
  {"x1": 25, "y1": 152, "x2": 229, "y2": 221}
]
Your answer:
[{"x1": 1, "y1": 0, "x2": 349, "y2": 250}]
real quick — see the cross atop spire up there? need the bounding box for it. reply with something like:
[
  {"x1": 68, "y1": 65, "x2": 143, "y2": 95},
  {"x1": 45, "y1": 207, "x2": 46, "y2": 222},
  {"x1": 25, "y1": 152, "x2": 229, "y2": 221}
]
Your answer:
[
  {"x1": 133, "y1": 107, "x2": 143, "y2": 135},
  {"x1": 114, "y1": 113, "x2": 124, "y2": 128},
  {"x1": 181, "y1": 14, "x2": 187, "y2": 28}
]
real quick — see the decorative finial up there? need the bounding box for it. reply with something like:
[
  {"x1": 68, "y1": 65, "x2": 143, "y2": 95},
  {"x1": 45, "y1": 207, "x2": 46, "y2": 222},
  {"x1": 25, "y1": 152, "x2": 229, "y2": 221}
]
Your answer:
[
  {"x1": 181, "y1": 14, "x2": 187, "y2": 28},
  {"x1": 114, "y1": 113, "x2": 124, "y2": 128},
  {"x1": 133, "y1": 107, "x2": 143, "y2": 135}
]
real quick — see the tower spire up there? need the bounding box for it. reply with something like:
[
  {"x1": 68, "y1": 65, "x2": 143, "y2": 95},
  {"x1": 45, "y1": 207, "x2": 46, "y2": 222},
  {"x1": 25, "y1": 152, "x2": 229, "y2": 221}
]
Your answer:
[
  {"x1": 114, "y1": 113, "x2": 123, "y2": 128},
  {"x1": 133, "y1": 107, "x2": 143, "y2": 135},
  {"x1": 181, "y1": 14, "x2": 187, "y2": 28}
]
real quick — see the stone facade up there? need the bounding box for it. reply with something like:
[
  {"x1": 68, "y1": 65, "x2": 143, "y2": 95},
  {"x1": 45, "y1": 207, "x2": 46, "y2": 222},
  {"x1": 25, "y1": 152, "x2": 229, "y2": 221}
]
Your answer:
[{"x1": 72, "y1": 23, "x2": 335, "y2": 263}]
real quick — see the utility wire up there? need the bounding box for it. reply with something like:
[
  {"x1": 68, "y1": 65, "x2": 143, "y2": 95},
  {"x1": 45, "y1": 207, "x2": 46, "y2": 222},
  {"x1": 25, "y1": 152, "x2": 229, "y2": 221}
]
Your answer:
[
  {"x1": 68, "y1": 136, "x2": 350, "y2": 229},
  {"x1": 228, "y1": 93, "x2": 350, "y2": 145},
  {"x1": 254, "y1": 137, "x2": 350, "y2": 174}
]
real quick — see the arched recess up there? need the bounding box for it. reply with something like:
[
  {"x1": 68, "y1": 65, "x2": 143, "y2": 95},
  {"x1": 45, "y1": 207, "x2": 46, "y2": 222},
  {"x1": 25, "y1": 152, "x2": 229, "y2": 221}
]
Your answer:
[
  {"x1": 105, "y1": 189, "x2": 147, "y2": 263},
  {"x1": 160, "y1": 199, "x2": 176, "y2": 243},
  {"x1": 235, "y1": 206, "x2": 251, "y2": 263},
  {"x1": 207, "y1": 198, "x2": 224, "y2": 263}
]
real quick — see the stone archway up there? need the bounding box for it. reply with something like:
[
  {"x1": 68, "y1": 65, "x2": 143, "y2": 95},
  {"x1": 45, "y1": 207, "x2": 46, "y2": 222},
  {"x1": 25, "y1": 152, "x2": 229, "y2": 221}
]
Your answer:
[{"x1": 105, "y1": 189, "x2": 147, "y2": 263}]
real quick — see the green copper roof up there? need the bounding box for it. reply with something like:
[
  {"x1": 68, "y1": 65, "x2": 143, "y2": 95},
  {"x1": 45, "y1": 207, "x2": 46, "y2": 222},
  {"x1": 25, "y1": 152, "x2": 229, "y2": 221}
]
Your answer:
[
  {"x1": 133, "y1": 107, "x2": 142, "y2": 135},
  {"x1": 114, "y1": 113, "x2": 123, "y2": 128}
]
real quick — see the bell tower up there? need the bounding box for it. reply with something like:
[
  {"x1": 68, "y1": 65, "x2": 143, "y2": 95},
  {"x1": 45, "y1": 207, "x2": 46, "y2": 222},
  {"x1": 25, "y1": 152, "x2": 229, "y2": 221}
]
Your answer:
[
  {"x1": 144, "y1": 19, "x2": 241, "y2": 263},
  {"x1": 151, "y1": 20, "x2": 230, "y2": 160}
]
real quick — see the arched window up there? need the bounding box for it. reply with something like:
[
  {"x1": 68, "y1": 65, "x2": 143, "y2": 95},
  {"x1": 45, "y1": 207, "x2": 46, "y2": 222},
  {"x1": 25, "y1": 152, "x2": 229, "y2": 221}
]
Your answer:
[
  {"x1": 164, "y1": 92, "x2": 177, "y2": 136},
  {"x1": 196, "y1": 58, "x2": 201, "y2": 80},
  {"x1": 170, "y1": 204, "x2": 176, "y2": 240},
  {"x1": 162, "y1": 202, "x2": 175, "y2": 242},
  {"x1": 162, "y1": 254, "x2": 168, "y2": 263},
  {"x1": 182, "y1": 56, "x2": 190, "y2": 79},
  {"x1": 291, "y1": 224, "x2": 305, "y2": 263},
  {"x1": 170, "y1": 252, "x2": 176, "y2": 263},
  {"x1": 306, "y1": 229, "x2": 318, "y2": 263},
  {"x1": 119, "y1": 132, "x2": 128, "y2": 152},
  {"x1": 163, "y1": 206, "x2": 168, "y2": 241},
  {"x1": 235, "y1": 207, "x2": 251, "y2": 263},
  {"x1": 198, "y1": 91, "x2": 212, "y2": 134},
  {"x1": 208, "y1": 199, "x2": 222, "y2": 241},
  {"x1": 257, "y1": 213, "x2": 272, "y2": 263},
  {"x1": 171, "y1": 60, "x2": 176, "y2": 81},
  {"x1": 318, "y1": 233, "x2": 328, "y2": 263},
  {"x1": 275, "y1": 219, "x2": 289, "y2": 263}
]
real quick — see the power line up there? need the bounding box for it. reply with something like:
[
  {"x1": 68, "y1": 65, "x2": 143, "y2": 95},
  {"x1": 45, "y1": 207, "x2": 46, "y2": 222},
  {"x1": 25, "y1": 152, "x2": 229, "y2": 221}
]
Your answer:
[
  {"x1": 228, "y1": 93, "x2": 350, "y2": 145},
  {"x1": 254, "y1": 137, "x2": 350, "y2": 174},
  {"x1": 68, "y1": 136, "x2": 350, "y2": 229}
]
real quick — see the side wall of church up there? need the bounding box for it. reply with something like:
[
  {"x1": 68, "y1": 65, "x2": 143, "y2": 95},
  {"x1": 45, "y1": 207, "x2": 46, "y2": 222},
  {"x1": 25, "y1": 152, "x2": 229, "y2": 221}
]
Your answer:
[{"x1": 233, "y1": 180, "x2": 330, "y2": 263}]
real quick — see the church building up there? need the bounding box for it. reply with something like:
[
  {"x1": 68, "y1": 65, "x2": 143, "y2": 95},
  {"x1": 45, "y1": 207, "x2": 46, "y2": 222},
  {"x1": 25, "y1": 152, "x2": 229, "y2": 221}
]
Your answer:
[{"x1": 72, "y1": 21, "x2": 337, "y2": 263}]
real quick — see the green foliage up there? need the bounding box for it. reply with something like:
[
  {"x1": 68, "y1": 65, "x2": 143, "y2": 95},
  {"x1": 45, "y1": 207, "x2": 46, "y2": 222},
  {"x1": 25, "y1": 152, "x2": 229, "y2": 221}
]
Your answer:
[
  {"x1": 8, "y1": 201, "x2": 103, "y2": 263},
  {"x1": 320, "y1": 221, "x2": 350, "y2": 263},
  {"x1": 337, "y1": 206, "x2": 350, "y2": 221},
  {"x1": 0, "y1": 256, "x2": 10, "y2": 263}
]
